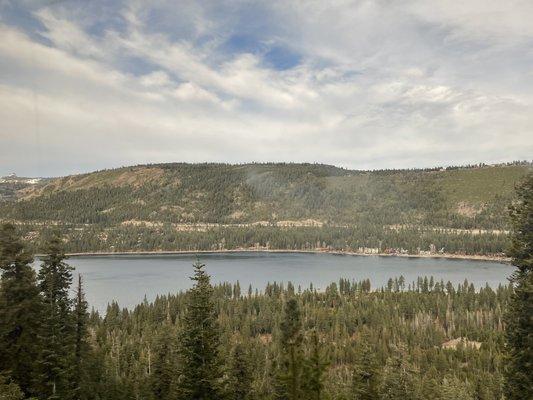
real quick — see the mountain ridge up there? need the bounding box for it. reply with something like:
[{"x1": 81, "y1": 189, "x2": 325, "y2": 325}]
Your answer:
[
  {"x1": 0, "y1": 161, "x2": 530, "y2": 254},
  {"x1": 1, "y1": 161, "x2": 531, "y2": 224}
]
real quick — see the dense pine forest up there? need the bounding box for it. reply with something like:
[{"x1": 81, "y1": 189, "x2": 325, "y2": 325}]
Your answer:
[
  {"x1": 0, "y1": 224, "x2": 516, "y2": 400},
  {"x1": 0, "y1": 173, "x2": 531, "y2": 400},
  {"x1": 0, "y1": 162, "x2": 530, "y2": 255}
]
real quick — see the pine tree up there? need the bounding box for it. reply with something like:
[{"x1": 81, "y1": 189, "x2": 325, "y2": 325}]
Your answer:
[
  {"x1": 302, "y1": 329, "x2": 327, "y2": 400},
  {"x1": 0, "y1": 223, "x2": 43, "y2": 396},
  {"x1": 351, "y1": 338, "x2": 379, "y2": 400},
  {"x1": 151, "y1": 322, "x2": 178, "y2": 400},
  {"x1": 227, "y1": 342, "x2": 253, "y2": 400},
  {"x1": 176, "y1": 261, "x2": 225, "y2": 399},
  {"x1": 378, "y1": 344, "x2": 419, "y2": 400},
  {"x1": 37, "y1": 233, "x2": 75, "y2": 399},
  {"x1": 504, "y1": 173, "x2": 533, "y2": 400},
  {"x1": 275, "y1": 297, "x2": 304, "y2": 400},
  {"x1": 439, "y1": 375, "x2": 473, "y2": 400},
  {"x1": 72, "y1": 274, "x2": 90, "y2": 400}
]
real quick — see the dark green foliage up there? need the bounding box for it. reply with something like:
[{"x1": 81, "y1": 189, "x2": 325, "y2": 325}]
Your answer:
[
  {"x1": 36, "y1": 233, "x2": 75, "y2": 399},
  {"x1": 378, "y1": 345, "x2": 419, "y2": 400},
  {"x1": 62, "y1": 275, "x2": 512, "y2": 400},
  {"x1": 351, "y1": 338, "x2": 379, "y2": 400},
  {"x1": 16, "y1": 223, "x2": 510, "y2": 257},
  {"x1": 0, "y1": 223, "x2": 42, "y2": 397},
  {"x1": 302, "y1": 330, "x2": 328, "y2": 400},
  {"x1": 276, "y1": 298, "x2": 304, "y2": 400},
  {"x1": 72, "y1": 274, "x2": 91, "y2": 400},
  {"x1": 227, "y1": 343, "x2": 254, "y2": 400},
  {"x1": 504, "y1": 173, "x2": 533, "y2": 399},
  {"x1": 176, "y1": 261, "x2": 225, "y2": 399},
  {"x1": 150, "y1": 322, "x2": 178, "y2": 400}
]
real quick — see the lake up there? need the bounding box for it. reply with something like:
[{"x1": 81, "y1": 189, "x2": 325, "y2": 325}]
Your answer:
[{"x1": 44, "y1": 252, "x2": 513, "y2": 312}]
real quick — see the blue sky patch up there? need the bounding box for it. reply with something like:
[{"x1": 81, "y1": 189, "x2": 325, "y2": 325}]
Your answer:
[{"x1": 264, "y1": 45, "x2": 302, "y2": 70}]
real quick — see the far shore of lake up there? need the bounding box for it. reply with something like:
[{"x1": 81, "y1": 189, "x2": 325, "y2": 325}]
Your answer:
[{"x1": 38, "y1": 248, "x2": 510, "y2": 263}]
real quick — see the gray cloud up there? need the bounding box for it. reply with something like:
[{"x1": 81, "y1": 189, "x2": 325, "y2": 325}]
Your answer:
[{"x1": 0, "y1": 0, "x2": 532, "y2": 177}]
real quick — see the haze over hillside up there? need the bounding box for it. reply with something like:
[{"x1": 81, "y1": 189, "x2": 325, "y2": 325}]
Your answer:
[{"x1": 0, "y1": 162, "x2": 530, "y2": 255}]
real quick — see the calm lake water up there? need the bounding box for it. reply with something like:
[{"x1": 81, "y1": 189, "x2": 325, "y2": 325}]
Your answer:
[{"x1": 39, "y1": 252, "x2": 513, "y2": 312}]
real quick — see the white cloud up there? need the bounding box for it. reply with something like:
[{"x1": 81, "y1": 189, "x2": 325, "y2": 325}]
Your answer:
[
  {"x1": 408, "y1": 0, "x2": 533, "y2": 43},
  {"x1": 139, "y1": 71, "x2": 172, "y2": 87},
  {"x1": 0, "y1": 0, "x2": 532, "y2": 176},
  {"x1": 35, "y1": 8, "x2": 106, "y2": 58}
]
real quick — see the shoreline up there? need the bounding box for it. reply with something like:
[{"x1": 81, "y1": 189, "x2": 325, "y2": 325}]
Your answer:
[{"x1": 51, "y1": 248, "x2": 510, "y2": 263}]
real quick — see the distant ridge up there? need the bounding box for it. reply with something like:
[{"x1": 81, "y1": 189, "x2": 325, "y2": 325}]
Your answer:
[
  {"x1": 3, "y1": 159, "x2": 531, "y2": 180},
  {"x1": 0, "y1": 161, "x2": 530, "y2": 255}
]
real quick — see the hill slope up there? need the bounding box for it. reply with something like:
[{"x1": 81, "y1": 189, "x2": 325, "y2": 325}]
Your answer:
[{"x1": 0, "y1": 162, "x2": 530, "y2": 254}]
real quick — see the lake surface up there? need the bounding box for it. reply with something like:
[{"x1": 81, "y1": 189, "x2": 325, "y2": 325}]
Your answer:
[{"x1": 42, "y1": 252, "x2": 513, "y2": 312}]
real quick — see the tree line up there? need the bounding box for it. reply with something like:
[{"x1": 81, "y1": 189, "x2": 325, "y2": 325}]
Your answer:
[{"x1": 15, "y1": 223, "x2": 511, "y2": 256}]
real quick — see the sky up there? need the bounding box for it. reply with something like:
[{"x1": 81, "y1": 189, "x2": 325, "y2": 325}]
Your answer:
[{"x1": 0, "y1": 0, "x2": 532, "y2": 177}]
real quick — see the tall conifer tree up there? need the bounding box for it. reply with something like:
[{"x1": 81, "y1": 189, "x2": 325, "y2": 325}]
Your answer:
[
  {"x1": 275, "y1": 297, "x2": 304, "y2": 400},
  {"x1": 151, "y1": 322, "x2": 178, "y2": 400},
  {"x1": 302, "y1": 329, "x2": 327, "y2": 400},
  {"x1": 227, "y1": 342, "x2": 254, "y2": 400},
  {"x1": 351, "y1": 338, "x2": 379, "y2": 400},
  {"x1": 176, "y1": 261, "x2": 224, "y2": 399},
  {"x1": 72, "y1": 274, "x2": 90, "y2": 400},
  {"x1": 504, "y1": 174, "x2": 533, "y2": 399},
  {"x1": 378, "y1": 344, "x2": 419, "y2": 400},
  {"x1": 37, "y1": 233, "x2": 75, "y2": 399},
  {"x1": 0, "y1": 223, "x2": 42, "y2": 396}
]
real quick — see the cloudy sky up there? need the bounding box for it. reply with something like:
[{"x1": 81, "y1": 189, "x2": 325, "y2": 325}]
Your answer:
[{"x1": 1, "y1": 0, "x2": 532, "y2": 177}]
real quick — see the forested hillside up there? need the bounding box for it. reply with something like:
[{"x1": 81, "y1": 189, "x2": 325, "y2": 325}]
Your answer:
[{"x1": 0, "y1": 162, "x2": 530, "y2": 255}]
